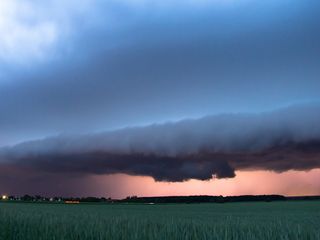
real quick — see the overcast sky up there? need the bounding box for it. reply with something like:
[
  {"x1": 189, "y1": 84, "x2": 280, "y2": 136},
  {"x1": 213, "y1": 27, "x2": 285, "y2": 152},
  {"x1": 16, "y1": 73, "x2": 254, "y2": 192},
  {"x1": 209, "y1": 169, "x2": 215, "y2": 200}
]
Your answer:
[
  {"x1": 0, "y1": 0, "x2": 320, "y2": 197},
  {"x1": 1, "y1": 0, "x2": 320, "y2": 145}
]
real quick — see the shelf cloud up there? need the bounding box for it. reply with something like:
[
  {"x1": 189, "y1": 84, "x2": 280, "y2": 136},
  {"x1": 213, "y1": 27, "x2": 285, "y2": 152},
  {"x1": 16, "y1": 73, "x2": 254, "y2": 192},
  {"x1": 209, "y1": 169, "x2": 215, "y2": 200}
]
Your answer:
[
  {"x1": 1, "y1": 0, "x2": 320, "y2": 196},
  {"x1": 1, "y1": 103, "x2": 320, "y2": 182}
]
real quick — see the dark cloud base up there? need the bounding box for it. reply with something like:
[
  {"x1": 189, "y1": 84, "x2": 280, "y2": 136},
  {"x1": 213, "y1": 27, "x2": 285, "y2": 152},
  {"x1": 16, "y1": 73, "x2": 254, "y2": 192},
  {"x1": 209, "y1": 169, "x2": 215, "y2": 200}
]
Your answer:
[
  {"x1": 1, "y1": 104, "x2": 320, "y2": 187},
  {"x1": 2, "y1": 140, "x2": 320, "y2": 184}
]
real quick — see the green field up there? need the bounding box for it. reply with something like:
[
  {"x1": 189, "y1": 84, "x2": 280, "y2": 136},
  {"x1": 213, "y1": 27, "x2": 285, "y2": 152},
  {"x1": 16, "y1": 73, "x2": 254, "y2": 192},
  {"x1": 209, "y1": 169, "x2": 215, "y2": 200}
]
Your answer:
[{"x1": 0, "y1": 201, "x2": 319, "y2": 240}]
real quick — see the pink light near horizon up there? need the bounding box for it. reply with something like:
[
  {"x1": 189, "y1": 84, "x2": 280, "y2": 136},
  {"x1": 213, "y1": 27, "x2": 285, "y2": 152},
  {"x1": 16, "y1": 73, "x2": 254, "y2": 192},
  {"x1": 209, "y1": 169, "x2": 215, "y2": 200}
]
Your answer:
[{"x1": 88, "y1": 169, "x2": 320, "y2": 199}]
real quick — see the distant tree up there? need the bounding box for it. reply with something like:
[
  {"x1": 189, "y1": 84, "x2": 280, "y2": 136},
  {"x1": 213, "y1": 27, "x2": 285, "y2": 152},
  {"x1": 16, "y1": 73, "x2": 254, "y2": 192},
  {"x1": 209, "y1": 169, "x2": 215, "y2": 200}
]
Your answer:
[{"x1": 21, "y1": 195, "x2": 33, "y2": 201}]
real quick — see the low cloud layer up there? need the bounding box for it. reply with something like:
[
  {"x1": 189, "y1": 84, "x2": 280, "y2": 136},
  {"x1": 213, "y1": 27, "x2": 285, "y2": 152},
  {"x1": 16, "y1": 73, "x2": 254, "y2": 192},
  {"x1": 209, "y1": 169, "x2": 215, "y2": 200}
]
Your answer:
[{"x1": 1, "y1": 103, "x2": 320, "y2": 183}]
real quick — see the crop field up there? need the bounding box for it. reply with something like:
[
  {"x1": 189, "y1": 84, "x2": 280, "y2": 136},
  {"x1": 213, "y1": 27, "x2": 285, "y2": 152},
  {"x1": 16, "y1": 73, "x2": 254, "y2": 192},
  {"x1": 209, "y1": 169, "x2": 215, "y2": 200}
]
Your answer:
[{"x1": 0, "y1": 201, "x2": 319, "y2": 240}]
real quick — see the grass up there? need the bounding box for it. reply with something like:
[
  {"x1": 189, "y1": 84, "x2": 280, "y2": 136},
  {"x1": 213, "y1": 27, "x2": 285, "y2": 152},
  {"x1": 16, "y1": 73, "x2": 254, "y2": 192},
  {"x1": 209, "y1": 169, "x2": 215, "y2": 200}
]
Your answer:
[{"x1": 0, "y1": 201, "x2": 319, "y2": 240}]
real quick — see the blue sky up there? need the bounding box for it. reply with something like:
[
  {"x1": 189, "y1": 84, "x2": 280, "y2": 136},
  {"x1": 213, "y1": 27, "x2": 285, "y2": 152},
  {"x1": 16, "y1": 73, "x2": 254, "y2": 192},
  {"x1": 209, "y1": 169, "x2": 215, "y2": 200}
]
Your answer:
[{"x1": 0, "y1": 0, "x2": 320, "y2": 146}]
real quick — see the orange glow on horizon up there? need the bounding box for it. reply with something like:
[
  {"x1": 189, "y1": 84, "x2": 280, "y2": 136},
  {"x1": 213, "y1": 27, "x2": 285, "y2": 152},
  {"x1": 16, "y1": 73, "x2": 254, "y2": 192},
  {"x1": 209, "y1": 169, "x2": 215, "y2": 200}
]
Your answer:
[
  {"x1": 65, "y1": 200, "x2": 80, "y2": 204},
  {"x1": 88, "y1": 169, "x2": 320, "y2": 199}
]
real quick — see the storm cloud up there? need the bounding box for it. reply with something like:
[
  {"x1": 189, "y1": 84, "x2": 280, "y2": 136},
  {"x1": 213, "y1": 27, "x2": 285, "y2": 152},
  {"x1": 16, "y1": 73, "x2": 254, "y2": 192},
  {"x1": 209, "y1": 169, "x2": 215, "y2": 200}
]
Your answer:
[
  {"x1": 1, "y1": 0, "x2": 320, "y2": 146},
  {"x1": 1, "y1": 0, "x2": 320, "y2": 196},
  {"x1": 1, "y1": 103, "x2": 320, "y2": 182}
]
